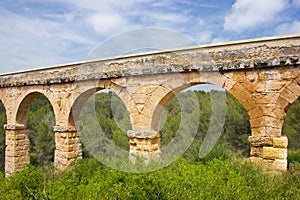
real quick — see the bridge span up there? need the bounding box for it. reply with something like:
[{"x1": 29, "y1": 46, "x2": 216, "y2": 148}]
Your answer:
[{"x1": 1, "y1": 34, "x2": 300, "y2": 176}]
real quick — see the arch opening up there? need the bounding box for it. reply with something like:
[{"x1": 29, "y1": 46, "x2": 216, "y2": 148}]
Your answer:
[
  {"x1": 0, "y1": 100, "x2": 6, "y2": 172},
  {"x1": 156, "y1": 83, "x2": 251, "y2": 163},
  {"x1": 282, "y1": 97, "x2": 300, "y2": 169},
  {"x1": 18, "y1": 93, "x2": 56, "y2": 166},
  {"x1": 70, "y1": 88, "x2": 132, "y2": 158}
]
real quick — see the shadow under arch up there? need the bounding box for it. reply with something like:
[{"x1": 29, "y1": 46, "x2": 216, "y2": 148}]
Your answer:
[{"x1": 0, "y1": 100, "x2": 6, "y2": 172}]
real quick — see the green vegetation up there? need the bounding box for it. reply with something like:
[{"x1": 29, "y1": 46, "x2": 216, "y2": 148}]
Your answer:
[
  {"x1": 283, "y1": 98, "x2": 300, "y2": 166},
  {"x1": 28, "y1": 95, "x2": 55, "y2": 166},
  {"x1": 1, "y1": 157, "x2": 300, "y2": 199},
  {"x1": 0, "y1": 87, "x2": 300, "y2": 199}
]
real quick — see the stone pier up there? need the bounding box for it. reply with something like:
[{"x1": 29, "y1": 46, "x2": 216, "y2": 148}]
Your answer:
[
  {"x1": 4, "y1": 124, "x2": 30, "y2": 177},
  {"x1": 127, "y1": 130, "x2": 161, "y2": 162},
  {"x1": 248, "y1": 136, "x2": 288, "y2": 172},
  {"x1": 53, "y1": 126, "x2": 82, "y2": 171}
]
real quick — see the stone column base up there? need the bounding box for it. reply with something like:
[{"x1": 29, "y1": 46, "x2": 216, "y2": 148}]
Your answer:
[
  {"x1": 127, "y1": 130, "x2": 161, "y2": 163},
  {"x1": 54, "y1": 126, "x2": 82, "y2": 171},
  {"x1": 248, "y1": 136, "x2": 288, "y2": 172},
  {"x1": 4, "y1": 124, "x2": 30, "y2": 177}
]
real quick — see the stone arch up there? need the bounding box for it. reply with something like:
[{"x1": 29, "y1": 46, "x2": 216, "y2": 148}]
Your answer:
[
  {"x1": 151, "y1": 83, "x2": 199, "y2": 131},
  {"x1": 68, "y1": 82, "x2": 130, "y2": 129},
  {"x1": 150, "y1": 72, "x2": 227, "y2": 131},
  {"x1": 68, "y1": 83, "x2": 132, "y2": 157},
  {"x1": 16, "y1": 92, "x2": 56, "y2": 125},
  {"x1": 69, "y1": 87, "x2": 102, "y2": 128},
  {"x1": 277, "y1": 79, "x2": 300, "y2": 119},
  {"x1": 142, "y1": 72, "x2": 253, "y2": 161},
  {"x1": 267, "y1": 78, "x2": 300, "y2": 138}
]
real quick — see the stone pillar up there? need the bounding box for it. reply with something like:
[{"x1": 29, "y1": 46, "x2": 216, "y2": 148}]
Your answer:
[
  {"x1": 4, "y1": 124, "x2": 30, "y2": 177},
  {"x1": 127, "y1": 130, "x2": 161, "y2": 162},
  {"x1": 53, "y1": 126, "x2": 82, "y2": 170},
  {"x1": 248, "y1": 136, "x2": 288, "y2": 172}
]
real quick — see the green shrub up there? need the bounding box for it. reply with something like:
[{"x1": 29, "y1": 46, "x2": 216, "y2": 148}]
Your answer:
[
  {"x1": 1, "y1": 157, "x2": 300, "y2": 199},
  {"x1": 288, "y1": 150, "x2": 300, "y2": 165}
]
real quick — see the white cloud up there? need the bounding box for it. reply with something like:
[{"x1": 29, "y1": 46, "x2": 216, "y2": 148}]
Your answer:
[
  {"x1": 197, "y1": 32, "x2": 212, "y2": 44},
  {"x1": 87, "y1": 13, "x2": 130, "y2": 35},
  {"x1": 275, "y1": 21, "x2": 300, "y2": 35},
  {"x1": 1, "y1": 0, "x2": 298, "y2": 74},
  {"x1": 224, "y1": 0, "x2": 287, "y2": 32},
  {"x1": 0, "y1": 9, "x2": 93, "y2": 73},
  {"x1": 87, "y1": 28, "x2": 197, "y2": 60},
  {"x1": 197, "y1": 19, "x2": 206, "y2": 26},
  {"x1": 140, "y1": 11, "x2": 189, "y2": 26}
]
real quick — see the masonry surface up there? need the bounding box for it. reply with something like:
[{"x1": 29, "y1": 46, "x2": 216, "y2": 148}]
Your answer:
[{"x1": 1, "y1": 35, "x2": 300, "y2": 176}]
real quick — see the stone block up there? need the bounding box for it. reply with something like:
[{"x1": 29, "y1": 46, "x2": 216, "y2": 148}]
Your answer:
[
  {"x1": 264, "y1": 127, "x2": 282, "y2": 137},
  {"x1": 248, "y1": 106, "x2": 263, "y2": 119},
  {"x1": 265, "y1": 80, "x2": 286, "y2": 91},
  {"x1": 242, "y1": 99, "x2": 257, "y2": 111},
  {"x1": 273, "y1": 136, "x2": 288, "y2": 148},
  {"x1": 127, "y1": 130, "x2": 160, "y2": 139},
  {"x1": 4, "y1": 124, "x2": 26, "y2": 130},
  {"x1": 250, "y1": 117, "x2": 283, "y2": 131},
  {"x1": 258, "y1": 71, "x2": 281, "y2": 81},
  {"x1": 286, "y1": 81, "x2": 300, "y2": 97},
  {"x1": 280, "y1": 88, "x2": 298, "y2": 104},
  {"x1": 250, "y1": 117, "x2": 264, "y2": 128},
  {"x1": 251, "y1": 127, "x2": 265, "y2": 136},
  {"x1": 253, "y1": 93, "x2": 279, "y2": 104},
  {"x1": 248, "y1": 136, "x2": 273, "y2": 147},
  {"x1": 250, "y1": 146, "x2": 262, "y2": 157},
  {"x1": 275, "y1": 96, "x2": 289, "y2": 109},
  {"x1": 263, "y1": 147, "x2": 287, "y2": 160},
  {"x1": 230, "y1": 83, "x2": 252, "y2": 103},
  {"x1": 249, "y1": 157, "x2": 287, "y2": 172}
]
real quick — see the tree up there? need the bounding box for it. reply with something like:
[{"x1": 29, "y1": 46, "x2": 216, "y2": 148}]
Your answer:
[{"x1": 27, "y1": 95, "x2": 55, "y2": 166}]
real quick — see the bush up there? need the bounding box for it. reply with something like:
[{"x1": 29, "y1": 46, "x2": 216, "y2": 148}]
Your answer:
[
  {"x1": 288, "y1": 150, "x2": 300, "y2": 165},
  {"x1": 1, "y1": 157, "x2": 300, "y2": 199}
]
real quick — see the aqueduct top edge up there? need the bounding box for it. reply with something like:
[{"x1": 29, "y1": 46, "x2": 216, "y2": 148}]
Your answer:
[{"x1": 1, "y1": 34, "x2": 300, "y2": 87}]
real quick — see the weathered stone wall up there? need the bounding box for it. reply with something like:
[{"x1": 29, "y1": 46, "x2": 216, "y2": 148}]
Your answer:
[
  {"x1": 0, "y1": 35, "x2": 299, "y2": 88},
  {"x1": 0, "y1": 35, "x2": 300, "y2": 176},
  {"x1": 4, "y1": 125, "x2": 30, "y2": 177},
  {"x1": 249, "y1": 136, "x2": 288, "y2": 172},
  {"x1": 53, "y1": 126, "x2": 82, "y2": 171}
]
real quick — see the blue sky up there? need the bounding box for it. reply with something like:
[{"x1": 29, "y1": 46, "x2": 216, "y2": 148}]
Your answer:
[{"x1": 0, "y1": 0, "x2": 299, "y2": 73}]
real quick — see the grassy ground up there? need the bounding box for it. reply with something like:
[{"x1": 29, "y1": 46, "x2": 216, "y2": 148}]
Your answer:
[{"x1": 1, "y1": 155, "x2": 300, "y2": 200}]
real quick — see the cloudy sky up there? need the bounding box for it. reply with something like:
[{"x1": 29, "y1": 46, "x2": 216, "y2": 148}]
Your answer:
[{"x1": 0, "y1": 0, "x2": 299, "y2": 73}]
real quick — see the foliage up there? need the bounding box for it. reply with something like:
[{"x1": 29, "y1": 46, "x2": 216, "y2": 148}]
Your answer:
[
  {"x1": 1, "y1": 157, "x2": 300, "y2": 199},
  {"x1": 1, "y1": 86, "x2": 300, "y2": 199},
  {"x1": 283, "y1": 98, "x2": 300, "y2": 150},
  {"x1": 79, "y1": 91, "x2": 131, "y2": 157},
  {"x1": 288, "y1": 150, "x2": 300, "y2": 165},
  {"x1": 27, "y1": 95, "x2": 55, "y2": 166},
  {"x1": 161, "y1": 90, "x2": 251, "y2": 162}
]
